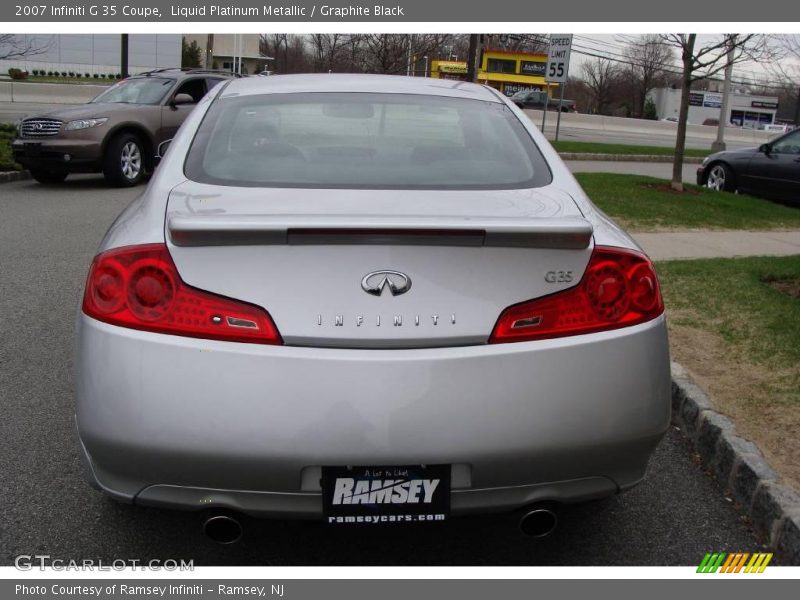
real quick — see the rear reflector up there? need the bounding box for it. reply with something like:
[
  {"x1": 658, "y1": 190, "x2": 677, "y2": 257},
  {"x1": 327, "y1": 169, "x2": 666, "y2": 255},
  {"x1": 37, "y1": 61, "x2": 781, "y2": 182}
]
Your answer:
[
  {"x1": 489, "y1": 246, "x2": 663, "y2": 343},
  {"x1": 82, "y1": 244, "x2": 282, "y2": 344}
]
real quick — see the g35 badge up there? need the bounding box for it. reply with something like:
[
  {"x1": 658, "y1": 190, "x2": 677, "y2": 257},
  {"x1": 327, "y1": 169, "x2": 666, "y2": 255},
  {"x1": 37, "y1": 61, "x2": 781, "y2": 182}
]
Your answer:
[{"x1": 545, "y1": 270, "x2": 574, "y2": 284}]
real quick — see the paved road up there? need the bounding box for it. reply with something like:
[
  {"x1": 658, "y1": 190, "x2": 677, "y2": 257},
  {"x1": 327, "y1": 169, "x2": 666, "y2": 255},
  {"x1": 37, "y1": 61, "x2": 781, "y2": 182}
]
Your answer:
[
  {"x1": 523, "y1": 109, "x2": 767, "y2": 151},
  {"x1": 0, "y1": 101, "x2": 64, "y2": 122},
  {"x1": 547, "y1": 128, "x2": 757, "y2": 151},
  {"x1": 0, "y1": 175, "x2": 763, "y2": 566},
  {"x1": 1, "y1": 101, "x2": 763, "y2": 151}
]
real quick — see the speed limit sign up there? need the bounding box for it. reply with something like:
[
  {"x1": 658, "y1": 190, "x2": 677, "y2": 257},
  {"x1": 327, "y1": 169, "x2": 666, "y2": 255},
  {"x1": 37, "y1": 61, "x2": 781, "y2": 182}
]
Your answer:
[{"x1": 545, "y1": 34, "x2": 573, "y2": 83}]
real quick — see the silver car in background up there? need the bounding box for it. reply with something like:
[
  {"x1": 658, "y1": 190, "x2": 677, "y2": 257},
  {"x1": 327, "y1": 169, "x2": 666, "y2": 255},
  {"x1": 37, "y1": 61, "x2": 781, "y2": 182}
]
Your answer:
[{"x1": 75, "y1": 74, "x2": 670, "y2": 540}]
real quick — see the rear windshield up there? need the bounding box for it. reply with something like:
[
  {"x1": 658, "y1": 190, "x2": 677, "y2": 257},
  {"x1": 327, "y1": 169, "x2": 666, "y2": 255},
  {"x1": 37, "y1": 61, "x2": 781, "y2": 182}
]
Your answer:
[{"x1": 184, "y1": 92, "x2": 552, "y2": 189}]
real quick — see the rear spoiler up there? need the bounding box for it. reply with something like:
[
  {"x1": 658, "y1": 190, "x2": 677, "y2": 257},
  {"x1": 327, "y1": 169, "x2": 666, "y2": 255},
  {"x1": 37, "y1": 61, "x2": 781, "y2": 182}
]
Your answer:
[{"x1": 167, "y1": 215, "x2": 593, "y2": 250}]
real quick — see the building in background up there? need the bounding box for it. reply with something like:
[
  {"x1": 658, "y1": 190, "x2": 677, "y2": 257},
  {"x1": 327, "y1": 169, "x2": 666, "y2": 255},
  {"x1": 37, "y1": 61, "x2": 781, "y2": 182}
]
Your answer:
[
  {"x1": 183, "y1": 34, "x2": 270, "y2": 75},
  {"x1": 431, "y1": 49, "x2": 556, "y2": 97},
  {"x1": 648, "y1": 87, "x2": 779, "y2": 128},
  {"x1": 429, "y1": 60, "x2": 468, "y2": 80},
  {"x1": 0, "y1": 34, "x2": 180, "y2": 76}
]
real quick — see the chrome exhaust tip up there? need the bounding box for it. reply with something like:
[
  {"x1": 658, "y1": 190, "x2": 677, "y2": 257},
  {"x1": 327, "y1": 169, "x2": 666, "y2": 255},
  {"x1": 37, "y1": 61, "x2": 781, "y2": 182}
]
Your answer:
[
  {"x1": 203, "y1": 514, "x2": 243, "y2": 544},
  {"x1": 519, "y1": 505, "x2": 559, "y2": 538}
]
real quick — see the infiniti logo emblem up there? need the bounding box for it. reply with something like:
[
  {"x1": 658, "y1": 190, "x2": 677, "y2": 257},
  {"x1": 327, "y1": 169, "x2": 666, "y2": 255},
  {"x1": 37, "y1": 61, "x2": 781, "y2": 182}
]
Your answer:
[{"x1": 361, "y1": 270, "x2": 412, "y2": 297}]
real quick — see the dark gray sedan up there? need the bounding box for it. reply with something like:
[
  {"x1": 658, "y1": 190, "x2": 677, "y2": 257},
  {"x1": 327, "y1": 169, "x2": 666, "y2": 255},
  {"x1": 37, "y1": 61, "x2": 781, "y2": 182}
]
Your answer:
[{"x1": 697, "y1": 127, "x2": 800, "y2": 203}]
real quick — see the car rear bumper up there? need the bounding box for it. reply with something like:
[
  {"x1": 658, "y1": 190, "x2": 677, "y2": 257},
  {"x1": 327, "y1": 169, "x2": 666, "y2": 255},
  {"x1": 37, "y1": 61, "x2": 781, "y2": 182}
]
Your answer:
[
  {"x1": 696, "y1": 166, "x2": 705, "y2": 186},
  {"x1": 75, "y1": 313, "x2": 671, "y2": 517}
]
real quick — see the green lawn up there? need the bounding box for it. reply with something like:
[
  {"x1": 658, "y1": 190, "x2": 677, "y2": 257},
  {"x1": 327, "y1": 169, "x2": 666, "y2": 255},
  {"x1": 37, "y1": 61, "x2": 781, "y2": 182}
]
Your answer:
[
  {"x1": 576, "y1": 173, "x2": 800, "y2": 232},
  {"x1": 552, "y1": 140, "x2": 711, "y2": 158},
  {"x1": 657, "y1": 255, "x2": 800, "y2": 486},
  {"x1": 659, "y1": 256, "x2": 800, "y2": 387},
  {"x1": 0, "y1": 123, "x2": 19, "y2": 171}
]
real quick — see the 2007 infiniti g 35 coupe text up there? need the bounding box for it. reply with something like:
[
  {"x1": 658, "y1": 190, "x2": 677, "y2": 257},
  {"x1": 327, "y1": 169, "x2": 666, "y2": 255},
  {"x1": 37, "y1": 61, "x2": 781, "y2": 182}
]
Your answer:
[{"x1": 75, "y1": 74, "x2": 671, "y2": 534}]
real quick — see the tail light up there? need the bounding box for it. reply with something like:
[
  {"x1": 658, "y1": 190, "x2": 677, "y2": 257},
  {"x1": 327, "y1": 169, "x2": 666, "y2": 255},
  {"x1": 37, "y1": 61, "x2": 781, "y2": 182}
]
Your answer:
[
  {"x1": 489, "y1": 246, "x2": 663, "y2": 344},
  {"x1": 82, "y1": 244, "x2": 282, "y2": 344}
]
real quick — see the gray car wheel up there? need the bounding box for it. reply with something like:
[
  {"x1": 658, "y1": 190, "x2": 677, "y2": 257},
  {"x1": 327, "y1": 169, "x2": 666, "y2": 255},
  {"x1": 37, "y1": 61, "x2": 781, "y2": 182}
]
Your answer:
[
  {"x1": 705, "y1": 162, "x2": 736, "y2": 192},
  {"x1": 103, "y1": 133, "x2": 146, "y2": 187}
]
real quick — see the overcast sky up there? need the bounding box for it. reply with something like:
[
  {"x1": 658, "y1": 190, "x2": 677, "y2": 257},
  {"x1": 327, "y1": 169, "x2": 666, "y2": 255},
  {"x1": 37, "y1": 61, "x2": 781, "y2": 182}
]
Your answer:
[{"x1": 570, "y1": 34, "x2": 799, "y2": 89}]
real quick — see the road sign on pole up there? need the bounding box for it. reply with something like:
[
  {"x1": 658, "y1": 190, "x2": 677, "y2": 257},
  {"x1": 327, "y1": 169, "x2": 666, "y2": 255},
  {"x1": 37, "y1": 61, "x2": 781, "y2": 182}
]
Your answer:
[
  {"x1": 545, "y1": 34, "x2": 573, "y2": 84},
  {"x1": 545, "y1": 34, "x2": 573, "y2": 141}
]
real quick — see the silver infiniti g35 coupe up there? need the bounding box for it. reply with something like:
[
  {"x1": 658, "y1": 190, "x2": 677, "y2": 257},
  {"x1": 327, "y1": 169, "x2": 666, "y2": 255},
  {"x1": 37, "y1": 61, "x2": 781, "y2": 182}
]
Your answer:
[{"x1": 75, "y1": 74, "x2": 670, "y2": 538}]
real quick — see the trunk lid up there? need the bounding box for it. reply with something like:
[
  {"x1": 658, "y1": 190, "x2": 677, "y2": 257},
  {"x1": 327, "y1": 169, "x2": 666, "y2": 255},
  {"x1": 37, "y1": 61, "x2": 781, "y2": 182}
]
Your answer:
[{"x1": 165, "y1": 182, "x2": 593, "y2": 348}]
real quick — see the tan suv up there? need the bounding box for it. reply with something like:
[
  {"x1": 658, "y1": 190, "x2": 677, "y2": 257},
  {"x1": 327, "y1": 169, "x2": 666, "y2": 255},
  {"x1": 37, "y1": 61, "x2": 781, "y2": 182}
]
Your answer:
[{"x1": 12, "y1": 68, "x2": 236, "y2": 186}]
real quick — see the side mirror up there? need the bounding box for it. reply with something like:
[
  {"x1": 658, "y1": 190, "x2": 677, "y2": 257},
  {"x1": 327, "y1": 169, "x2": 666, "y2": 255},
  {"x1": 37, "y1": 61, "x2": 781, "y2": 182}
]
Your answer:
[
  {"x1": 171, "y1": 93, "x2": 194, "y2": 107},
  {"x1": 154, "y1": 139, "x2": 172, "y2": 166},
  {"x1": 759, "y1": 143, "x2": 771, "y2": 154}
]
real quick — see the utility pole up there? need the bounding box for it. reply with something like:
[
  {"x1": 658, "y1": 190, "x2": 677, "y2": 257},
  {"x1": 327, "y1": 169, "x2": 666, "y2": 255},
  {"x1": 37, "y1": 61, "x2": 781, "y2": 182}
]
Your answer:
[
  {"x1": 466, "y1": 34, "x2": 478, "y2": 82},
  {"x1": 120, "y1": 34, "x2": 128, "y2": 78},
  {"x1": 237, "y1": 34, "x2": 243, "y2": 74},
  {"x1": 206, "y1": 34, "x2": 214, "y2": 69},
  {"x1": 231, "y1": 34, "x2": 237, "y2": 74},
  {"x1": 795, "y1": 85, "x2": 800, "y2": 128},
  {"x1": 712, "y1": 34, "x2": 736, "y2": 152},
  {"x1": 406, "y1": 34, "x2": 413, "y2": 77}
]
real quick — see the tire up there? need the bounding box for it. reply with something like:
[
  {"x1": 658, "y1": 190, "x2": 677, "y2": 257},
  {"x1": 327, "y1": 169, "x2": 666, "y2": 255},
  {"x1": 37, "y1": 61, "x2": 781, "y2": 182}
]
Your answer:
[
  {"x1": 103, "y1": 133, "x2": 145, "y2": 187},
  {"x1": 704, "y1": 162, "x2": 736, "y2": 192},
  {"x1": 29, "y1": 168, "x2": 68, "y2": 184}
]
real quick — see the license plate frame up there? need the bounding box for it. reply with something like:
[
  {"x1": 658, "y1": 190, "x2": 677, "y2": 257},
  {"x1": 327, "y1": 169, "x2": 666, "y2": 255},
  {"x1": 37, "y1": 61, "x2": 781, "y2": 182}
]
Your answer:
[{"x1": 321, "y1": 464, "x2": 450, "y2": 525}]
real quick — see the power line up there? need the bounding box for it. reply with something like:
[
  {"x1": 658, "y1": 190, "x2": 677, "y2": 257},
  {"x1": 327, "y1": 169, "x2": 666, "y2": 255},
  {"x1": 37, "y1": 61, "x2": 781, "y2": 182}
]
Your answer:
[
  {"x1": 571, "y1": 42, "x2": 790, "y2": 89},
  {"x1": 487, "y1": 33, "x2": 792, "y2": 89}
]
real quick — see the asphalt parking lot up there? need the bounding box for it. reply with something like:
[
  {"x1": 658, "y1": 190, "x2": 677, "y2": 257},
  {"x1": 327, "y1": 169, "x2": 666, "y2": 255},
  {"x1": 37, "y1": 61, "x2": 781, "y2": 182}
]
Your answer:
[{"x1": 0, "y1": 175, "x2": 765, "y2": 566}]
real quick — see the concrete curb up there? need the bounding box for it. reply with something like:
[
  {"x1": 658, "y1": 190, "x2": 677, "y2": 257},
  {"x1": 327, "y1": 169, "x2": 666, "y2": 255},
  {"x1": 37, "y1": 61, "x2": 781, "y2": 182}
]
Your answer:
[
  {"x1": 671, "y1": 361, "x2": 800, "y2": 564},
  {"x1": 0, "y1": 170, "x2": 30, "y2": 183},
  {"x1": 559, "y1": 152, "x2": 705, "y2": 164}
]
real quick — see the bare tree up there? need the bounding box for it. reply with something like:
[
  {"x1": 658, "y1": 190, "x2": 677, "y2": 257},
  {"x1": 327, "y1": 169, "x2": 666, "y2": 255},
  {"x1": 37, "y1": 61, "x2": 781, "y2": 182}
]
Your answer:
[
  {"x1": 357, "y1": 34, "x2": 408, "y2": 74},
  {"x1": 488, "y1": 34, "x2": 549, "y2": 54},
  {"x1": 621, "y1": 34, "x2": 675, "y2": 117},
  {"x1": 660, "y1": 34, "x2": 773, "y2": 191},
  {"x1": 581, "y1": 57, "x2": 621, "y2": 115},
  {"x1": 355, "y1": 34, "x2": 452, "y2": 75},
  {"x1": 567, "y1": 75, "x2": 593, "y2": 115},
  {"x1": 0, "y1": 34, "x2": 53, "y2": 61},
  {"x1": 285, "y1": 36, "x2": 311, "y2": 73},
  {"x1": 259, "y1": 34, "x2": 311, "y2": 74},
  {"x1": 437, "y1": 34, "x2": 470, "y2": 61},
  {"x1": 308, "y1": 34, "x2": 349, "y2": 72},
  {"x1": 769, "y1": 35, "x2": 800, "y2": 126},
  {"x1": 270, "y1": 34, "x2": 289, "y2": 73},
  {"x1": 418, "y1": 34, "x2": 460, "y2": 75}
]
